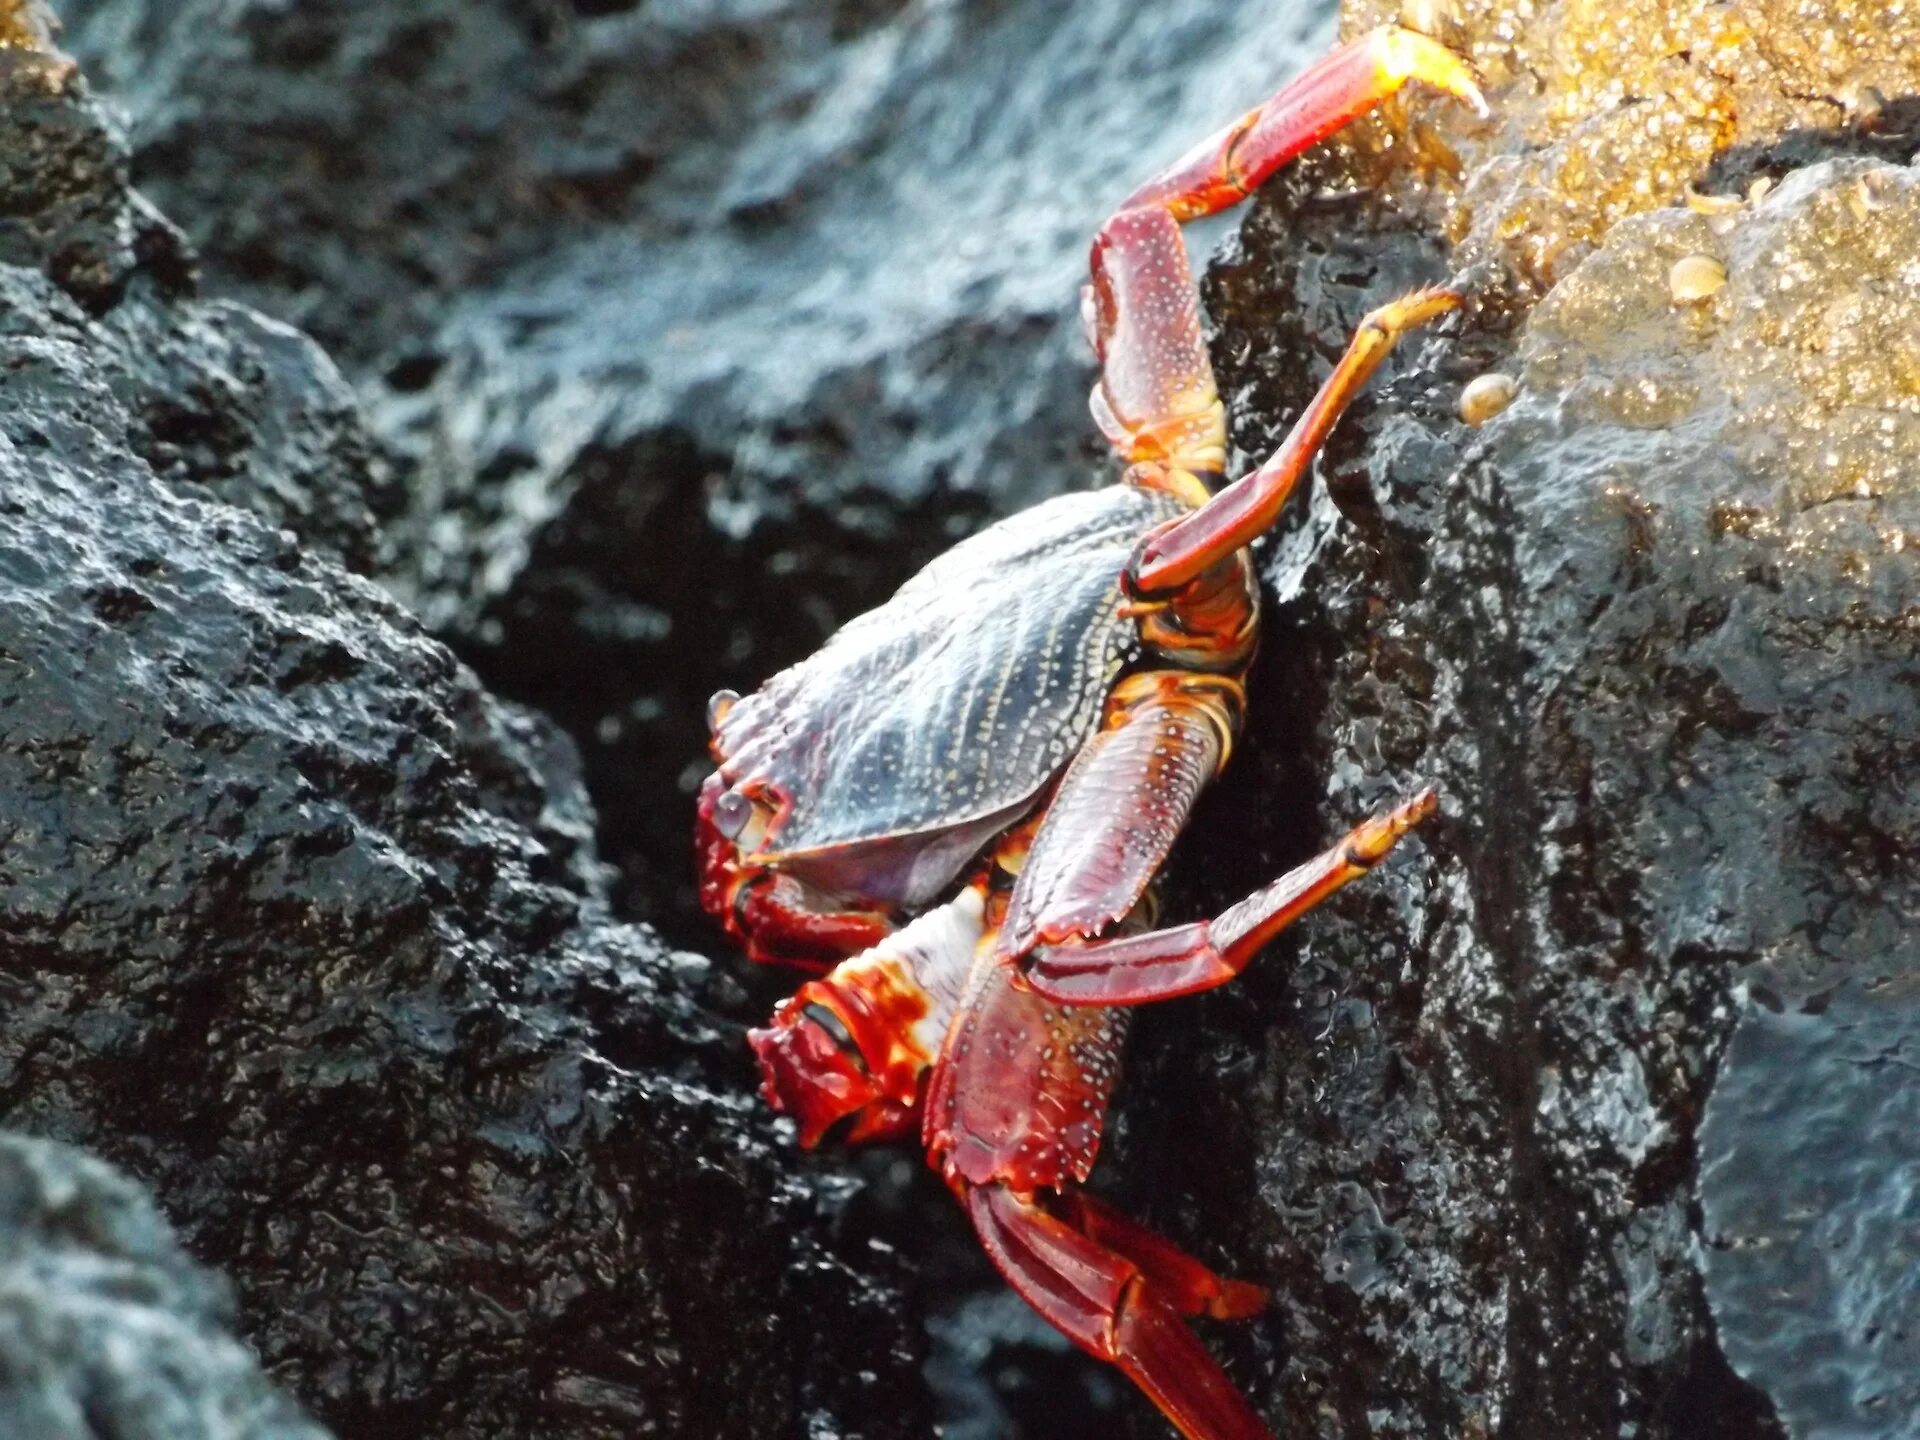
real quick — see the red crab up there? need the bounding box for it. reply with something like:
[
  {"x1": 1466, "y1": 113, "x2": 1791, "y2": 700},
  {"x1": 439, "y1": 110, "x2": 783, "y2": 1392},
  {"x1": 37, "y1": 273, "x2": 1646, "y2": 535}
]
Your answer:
[{"x1": 696, "y1": 27, "x2": 1485, "y2": 1440}]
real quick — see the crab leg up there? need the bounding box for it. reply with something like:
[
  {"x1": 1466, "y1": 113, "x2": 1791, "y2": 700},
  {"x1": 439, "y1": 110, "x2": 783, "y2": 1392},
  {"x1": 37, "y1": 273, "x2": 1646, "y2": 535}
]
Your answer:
[
  {"x1": 1120, "y1": 26, "x2": 1485, "y2": 222},
  {"x1": 1027, "y1": 789, "x2": 1437, "y2": 1006},
  {"x1": 996, "y1": 670, "x2": 1243, "y2": 963},
  {"x1": 1128, "y1": 286, "x2": 1461, "y2": 597},
  {"x1": 1057, "y1": 1191, "x2": 1267, "y2": 1321},
  {"x1": 966, "y1": 1184, "x2": 1277, "y2": 1440},
  {"x1": 1086, "y1": 26, "x2": 1484, "y2": 474}
]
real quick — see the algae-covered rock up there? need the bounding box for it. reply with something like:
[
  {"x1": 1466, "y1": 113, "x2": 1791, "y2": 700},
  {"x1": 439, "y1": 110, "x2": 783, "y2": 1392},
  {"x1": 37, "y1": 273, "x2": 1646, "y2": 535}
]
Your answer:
[{"x1": 1330, "y1": 0, "x2": 1920, "y2": 289}]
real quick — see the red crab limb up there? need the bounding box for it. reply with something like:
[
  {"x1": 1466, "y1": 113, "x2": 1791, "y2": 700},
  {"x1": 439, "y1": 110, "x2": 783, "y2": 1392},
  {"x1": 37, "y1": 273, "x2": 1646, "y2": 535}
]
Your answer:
[
  {"x1": 1057, "y1": 1190, "x2": 1268, "y2": 1321},
  {"x1": 1130, "y1": 286, "x2": 1462, "y2": 599},
  {"x1": 1122, "y1": 25, "x2": 1485, "y2": 223},
  {"x1": 1085, "y1": 26, "x2": 1483, "y2": 473},
  {"x1": 999, "y1": 671, "x2": 1243, "y2": 961},
  {"x1": 697, "y1": 773, "x2": 891, "y2": 971},
  {"x1": 1085, "y1": 206, "x2": 1226, "y2": 474},
  {"x1": 751, "y1": 886, "x2": 985, "y2": 1145},
  {"x1": 966, "y1": 1185, "x2": 1276, "y2": 1440},
  {"x1": 1027, "y1": 788, "x2": 1438, "y2": 1006}
]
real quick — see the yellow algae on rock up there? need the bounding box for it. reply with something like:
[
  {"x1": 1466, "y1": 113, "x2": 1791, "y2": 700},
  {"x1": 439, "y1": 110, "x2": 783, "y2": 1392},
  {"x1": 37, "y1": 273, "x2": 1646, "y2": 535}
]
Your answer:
[
  {"x1": 1514, "y1": 159, "x2": 1920, "y2": 522},
  {"x1": 1334, "y1": 0, "x2": 1920, "y2": 289},
  {"x1": 0, "y1": 1, "x2": 58, "y2": 53}
]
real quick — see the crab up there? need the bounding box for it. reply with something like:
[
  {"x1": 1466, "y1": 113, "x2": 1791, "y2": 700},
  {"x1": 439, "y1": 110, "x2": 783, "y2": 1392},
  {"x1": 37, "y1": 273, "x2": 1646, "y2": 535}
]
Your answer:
[{"x1": 694, "y1": 27, "x2": 1485, "y2": 1440}]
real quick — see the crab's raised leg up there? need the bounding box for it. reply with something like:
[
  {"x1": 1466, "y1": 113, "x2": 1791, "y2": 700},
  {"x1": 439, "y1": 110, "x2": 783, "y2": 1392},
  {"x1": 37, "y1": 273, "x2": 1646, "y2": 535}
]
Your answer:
[
  {"x1": 966, "y1": 1184, "x2": 1276, "y2": 1440},
  {"x1": 1027, "y1": 789, "x2": 1437, "y2": 1007},
  {"x1": 1129, "y1": 287, "x2": 1461, "y2": 598},
  {"x1": 1086, "y1": 26, "x2": 1484, "y2": 474}
]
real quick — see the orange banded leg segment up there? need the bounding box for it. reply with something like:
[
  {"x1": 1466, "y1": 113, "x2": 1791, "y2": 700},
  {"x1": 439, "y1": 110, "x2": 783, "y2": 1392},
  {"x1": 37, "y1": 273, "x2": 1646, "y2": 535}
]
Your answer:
[
  {"x1": 1129, "y1": 288, "x2": 1462, "y2": 599},
  {"x1": 1028, "y1": 789, "x2": 1437, "y2": 1006},
  {"x1": 998, "y1": 672, "x2": 1243, "y2": 963},
  {"x1": 1083, "y1": 27, "x2": 1483, "y2": 474},
  {"x1": 966, "y1": 1185, "x2": 1277, "y2": 1440}
]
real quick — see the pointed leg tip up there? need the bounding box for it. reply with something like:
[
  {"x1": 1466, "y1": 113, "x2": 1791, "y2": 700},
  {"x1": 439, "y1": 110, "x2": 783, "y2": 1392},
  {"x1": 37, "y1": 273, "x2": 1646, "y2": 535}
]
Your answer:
[
  {"x1": 1372, "y1": 24, "x2": 1489, "y2": 118},
  {"x1": 1210, "y1": 1279, "x2": 1271, "y2": 1321},
  {"x1": 1369, "y1": 284, "x2": 1465, "y2": 337}
]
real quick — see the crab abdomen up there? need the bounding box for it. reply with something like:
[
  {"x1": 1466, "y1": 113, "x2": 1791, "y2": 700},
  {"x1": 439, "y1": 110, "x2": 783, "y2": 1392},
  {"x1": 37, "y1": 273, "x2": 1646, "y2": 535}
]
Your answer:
[{"x1": 714, "y1": 484, "x2": 1188, "y2": 908}]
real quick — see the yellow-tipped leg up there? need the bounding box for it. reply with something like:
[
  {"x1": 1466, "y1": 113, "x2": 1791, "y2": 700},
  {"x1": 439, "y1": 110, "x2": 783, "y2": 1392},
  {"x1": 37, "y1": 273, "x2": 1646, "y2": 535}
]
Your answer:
[
  {"x1": 1373, "y1": 24, "x2": 1489, "y2": 118},
  {"x1": 1129, "y1": 288, "x2": 1463, "y2": 598}
]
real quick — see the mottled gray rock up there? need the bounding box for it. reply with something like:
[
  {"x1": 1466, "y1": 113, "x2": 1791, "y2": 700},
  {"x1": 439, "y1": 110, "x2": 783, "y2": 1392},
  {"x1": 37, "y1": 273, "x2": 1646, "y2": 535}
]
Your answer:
[{"x1": 0, "y1": 1133, "x2": 333, "y2": 1440}]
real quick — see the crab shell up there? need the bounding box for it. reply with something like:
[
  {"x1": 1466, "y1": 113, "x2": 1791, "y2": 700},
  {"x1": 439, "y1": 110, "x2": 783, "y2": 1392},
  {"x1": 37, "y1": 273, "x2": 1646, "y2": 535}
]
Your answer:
[{"x1": 706, "y1": 483, "x2": 1188, "y2": 913}]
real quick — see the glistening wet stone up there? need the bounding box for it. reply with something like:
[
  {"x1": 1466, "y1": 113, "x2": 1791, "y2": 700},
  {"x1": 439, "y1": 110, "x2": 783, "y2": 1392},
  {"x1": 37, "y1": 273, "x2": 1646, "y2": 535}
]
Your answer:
[
  {"x1": 0, "y1": 34, "x2": 927, "y2": 1440},
  {"x1": 0, "y1": 1133, "x2": 335, "y2": 1440}
]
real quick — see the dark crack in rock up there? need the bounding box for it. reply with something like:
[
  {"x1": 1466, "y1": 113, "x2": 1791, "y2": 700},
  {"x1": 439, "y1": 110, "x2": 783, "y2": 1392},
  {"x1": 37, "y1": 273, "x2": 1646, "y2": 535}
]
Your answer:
[
  {"x1": 0, "y1": 1132, "x2": 334, "y2": 1440},
  {"x1": 0, "y1": 41, "x2": 928, "y2": 1440}
]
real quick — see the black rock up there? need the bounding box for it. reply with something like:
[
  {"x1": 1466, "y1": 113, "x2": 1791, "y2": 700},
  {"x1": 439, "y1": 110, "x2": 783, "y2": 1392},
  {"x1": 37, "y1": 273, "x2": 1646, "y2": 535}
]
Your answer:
[
  {"x1": 0, "y1": 48, "x2": 925, "y2": 1440},
  {"x1": 0, "y1": 1132, "x2": 333, "y2": 1440},
  {"x1": 1094, "y1": 154, "x2": 1918, "y2": 1437}
]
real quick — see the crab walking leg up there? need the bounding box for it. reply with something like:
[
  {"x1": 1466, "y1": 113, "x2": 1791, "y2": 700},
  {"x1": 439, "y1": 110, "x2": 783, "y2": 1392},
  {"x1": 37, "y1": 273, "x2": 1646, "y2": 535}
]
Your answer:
[
  {"x1": 1084, "y1": 26, "x2": 1484, "y2": 472},
  {"x1": 997, "y1": 671, "x2": 1244, "y2": 963},
  {"x1": 1056, "y1": 1191, "x2": 1268, "y2": 1321},
  {"x1": 1121, "y1": 26, "x2": 1485, "y2": 222},
  {"x1": 966, "y1": 1185, "x2": 1278, "y2": 1440},
  {"x1": 1129, "y1": 288, "x2": 1461, "y2": 599},
  {"x1": 1027, "y1": 788, "x2": 1438, "y2": 1006}
]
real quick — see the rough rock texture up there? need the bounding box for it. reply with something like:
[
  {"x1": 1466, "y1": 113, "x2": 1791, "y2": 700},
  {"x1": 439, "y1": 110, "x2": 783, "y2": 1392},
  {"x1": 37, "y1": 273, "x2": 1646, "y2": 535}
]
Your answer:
[
  {"x1": 57, "y1": 0, "x2": 1340, "y2": 930},
  {"x1": 1331, "y1": 0, "x2": 1920, "y2": 289},
  {"x1": 1093, "y1": 88, "x2": 1916, "y2": 1440},
  {"x1": 0, "y1": 38, "x2": 924, "y2": 1440},
  {"x1": 0, "y1": 1133, "x2": 333, "y2": 1440}
]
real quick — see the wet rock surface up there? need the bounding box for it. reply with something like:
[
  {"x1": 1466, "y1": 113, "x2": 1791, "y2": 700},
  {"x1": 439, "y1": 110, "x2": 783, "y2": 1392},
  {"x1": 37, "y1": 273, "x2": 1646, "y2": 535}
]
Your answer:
[
  {"x1": 0, "y1": 41, "x2": 924, "y2": 1440},
  {"x1": 1330, "y1": 0, "x2": 1920, "y2": 290},
  {"x1": 10, "y1": 1, "x2": 1916, "y2": 1439},
  {"x1": 1104, "y1": 119, "x2": 1915, "y2": 1440},
  {"x1": 0, "y1": 1132, "x2": 333, "y2": 1440}
]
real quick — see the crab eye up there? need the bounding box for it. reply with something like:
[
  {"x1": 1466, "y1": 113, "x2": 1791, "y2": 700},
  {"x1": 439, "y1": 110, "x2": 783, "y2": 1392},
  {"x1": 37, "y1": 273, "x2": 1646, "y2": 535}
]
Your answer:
[
  {"x1": 714, "y1": 788, "x2": 753, "y2": 839},
  {"x1": 707, "y1": 689, "x2": 740, "y2": 734}
]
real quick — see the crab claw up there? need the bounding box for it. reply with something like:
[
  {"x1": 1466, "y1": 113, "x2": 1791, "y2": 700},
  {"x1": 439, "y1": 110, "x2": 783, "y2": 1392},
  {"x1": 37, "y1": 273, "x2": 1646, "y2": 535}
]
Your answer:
[
  {"x1": 749, "y1": 1001, "x2": 914, "y2": 1147},
  {"x1": 965, "y1": 1185, "x2": 1276, "y2": 1440}
]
